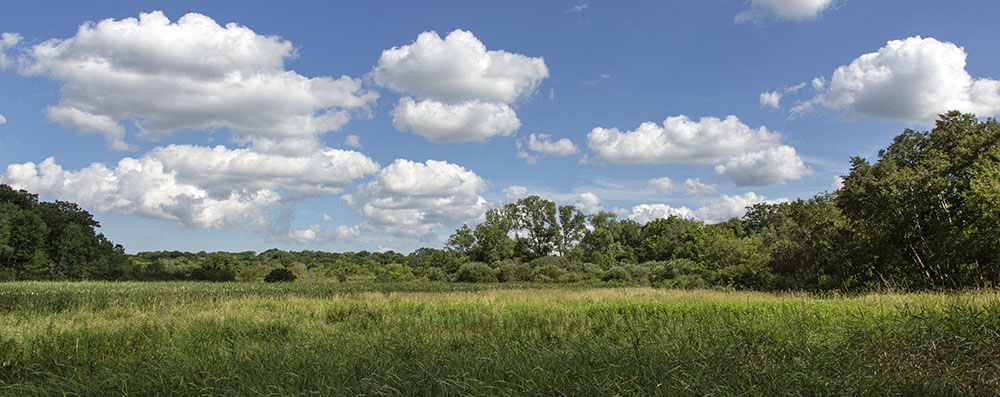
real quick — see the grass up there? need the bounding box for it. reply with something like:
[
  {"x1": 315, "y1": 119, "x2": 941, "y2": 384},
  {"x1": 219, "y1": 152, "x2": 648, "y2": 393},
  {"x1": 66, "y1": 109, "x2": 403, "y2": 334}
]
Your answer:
[{"x1": 1, "y1": 282, "x2": 999, "y2": 395}]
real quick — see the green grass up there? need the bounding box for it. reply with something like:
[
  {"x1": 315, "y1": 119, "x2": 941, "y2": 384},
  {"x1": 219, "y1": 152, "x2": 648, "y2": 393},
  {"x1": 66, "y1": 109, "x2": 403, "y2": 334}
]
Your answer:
[{"x1": 2, "y1": 282, "x2": 999, "y2": 395}]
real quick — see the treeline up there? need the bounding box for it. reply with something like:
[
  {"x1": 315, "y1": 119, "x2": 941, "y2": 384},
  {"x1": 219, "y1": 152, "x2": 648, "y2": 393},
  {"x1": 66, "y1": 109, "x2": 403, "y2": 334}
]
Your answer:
[
  {"x1": 2, "y1": 112, "x2": 998, "y2": 290},
  {"x1": 0, "y1": 185, "x2": 132, "y2": 281}
]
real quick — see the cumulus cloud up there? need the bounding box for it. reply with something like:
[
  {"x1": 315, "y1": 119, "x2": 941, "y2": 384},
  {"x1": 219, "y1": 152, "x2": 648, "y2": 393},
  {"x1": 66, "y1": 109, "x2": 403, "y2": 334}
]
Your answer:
[
  {"x1": 648, "y1": 177, "x2": 676, "y2": 193},
  {"x1": 575, "y1": 192, "x2": 601, "y2": 213},
  {"x1": 797, "y1": 36, "x2": 1000, "y2": 124},
  {"x1": 831, "y1": 175, "x2": 845, "y2": 191},
  {"x1": 682, "y1": 178, "x2": 718, "y2": 196},
  {"x1": 0, "y1": 32, "x2": 21, "y2": 69},
  {"x1": 587, "y1": 115, "x2": 810, "y2": 186},
  {"x1": 344, "y1": 134, "x2": 361, "y2": 148},
  {"x1": 760, "y1": 91, "x2": 782, "y2": 109},
  {"x1": 629, "y1": 204, "x2": 696, "y2": 224},
  {"x1": 0, "y1": 114, "x2": 6, "y2": 125},
  {"x1": 713, "y1": 146, "x2": 812, "y2": 186},
  {"x1": 374, "y1": 29, "x2": 547, "y2": 143},
  {"x1": 289, "y1": 225, "x2": 325, "y2": 244},
  {"x1": 504, "y1": 185, "x2": 528, "y2": 200},
  {"x1": 18, "y1": 11, "x2": 377, "y2": 151},
  {"x1": 735, "y1": 0, "x2": 836, "y2": 23},
  {"x1": 1, "y1": 145, "x2": 379, "y2": 232},
  {"x1": 390, "y1": 97, "x2": 519, "y2": 143},
  {"x1": 517, "y1": 133, "x2": 579, "y2": 163},
  {"x1": 2, "y1": 157, "x2": 280, "y2": 230},
  {"x1": 335, "y1": 224, "x2": 361, "y2": 239},
  {"x1": 628, "y1": 192, "x2": 786, "y2": 225},
  {"x1": 357, "y1": 159, "x2": 488, "y2": 237}
]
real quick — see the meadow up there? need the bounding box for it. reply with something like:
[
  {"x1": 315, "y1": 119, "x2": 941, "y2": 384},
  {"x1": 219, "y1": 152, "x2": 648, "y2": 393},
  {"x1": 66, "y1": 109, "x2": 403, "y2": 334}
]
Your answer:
[{"x1": 1, "y1": 281, "x2": 999, "y2": 396}]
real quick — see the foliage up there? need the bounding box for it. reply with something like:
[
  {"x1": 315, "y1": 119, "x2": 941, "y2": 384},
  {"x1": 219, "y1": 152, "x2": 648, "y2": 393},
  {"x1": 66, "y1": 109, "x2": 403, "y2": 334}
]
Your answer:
[
  {"x1": 264, "y1": 268, "x2": 296, "y2": 283},
  {"x1": 455, "y1": 262, "x2": 497, "y2": 283}
]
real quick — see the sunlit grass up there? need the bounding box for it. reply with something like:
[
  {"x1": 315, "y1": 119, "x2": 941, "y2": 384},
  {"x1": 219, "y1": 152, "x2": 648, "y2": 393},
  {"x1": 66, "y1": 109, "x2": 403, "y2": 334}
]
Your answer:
[{"x1": 2, "y1": 281, "x2": 999, "y2": 395}]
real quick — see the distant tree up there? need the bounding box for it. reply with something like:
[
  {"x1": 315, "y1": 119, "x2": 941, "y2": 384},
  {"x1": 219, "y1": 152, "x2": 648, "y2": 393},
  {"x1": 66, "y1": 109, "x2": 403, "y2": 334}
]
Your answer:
[{"x1": 264, "y1": 268, "x2": 296, "y2": 282}]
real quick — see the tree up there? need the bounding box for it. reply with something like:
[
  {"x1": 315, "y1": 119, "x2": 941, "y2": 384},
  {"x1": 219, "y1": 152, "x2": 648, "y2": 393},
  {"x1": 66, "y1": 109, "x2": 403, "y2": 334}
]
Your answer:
[
  {"x1": 264, "y1": 268, "x2": 296, "y2": 282},
  {"x1": 837, "y1": 111, "x2": 1000, "y2": 288},
  {"x1": 557, "y1": 205, "x2": 587, "y2": 256}
]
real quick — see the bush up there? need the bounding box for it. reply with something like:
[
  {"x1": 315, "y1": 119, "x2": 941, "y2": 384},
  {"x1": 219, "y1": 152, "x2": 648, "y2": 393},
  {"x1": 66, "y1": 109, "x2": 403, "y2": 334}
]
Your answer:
[
  {"x1": 625, "y1": 263, "x2": 652, "y2": 283},
  {"x1": 582, "y1": 263, "x2": 605, "y2": 280},
  {"x1": 456, "y1": 262, "x2": 497, "y2": 283},
  {"x1": 533, "y1": 265, "x2": 566, "y2": 282},
  {"x1": 375, "y1": 263, "x2": 414, "y2": 282},
  {"x1": 423, "y1": 266, "x2": 448, "y2": 282},
  {"x1": 190, "y1": 265, "x2": 236, "y2": 282},
  {"x1": 527, "y1": 256, "x2": 568, "y2": 270},
  {"x1": 603, "y1": 266, "x2": 630, "y2": 282},
  {"x1": 264, "y1": 268, "x2": 296, "y2": 283},
  {"x1": 497, "y1": 262, "x2": 532, "y2": 282}
]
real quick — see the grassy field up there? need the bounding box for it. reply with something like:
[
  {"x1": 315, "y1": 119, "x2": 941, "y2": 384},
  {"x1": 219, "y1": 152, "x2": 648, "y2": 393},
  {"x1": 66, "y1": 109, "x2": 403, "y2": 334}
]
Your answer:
[{"x1": 1, "y1": 282, "x2": 999, "y2": 396}]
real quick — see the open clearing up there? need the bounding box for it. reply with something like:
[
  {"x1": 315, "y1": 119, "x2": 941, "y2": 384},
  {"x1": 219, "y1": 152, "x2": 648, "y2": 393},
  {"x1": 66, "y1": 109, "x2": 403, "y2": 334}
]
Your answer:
[{"x1": 2, "y1": 282, "x2": 999, "y2": 395}]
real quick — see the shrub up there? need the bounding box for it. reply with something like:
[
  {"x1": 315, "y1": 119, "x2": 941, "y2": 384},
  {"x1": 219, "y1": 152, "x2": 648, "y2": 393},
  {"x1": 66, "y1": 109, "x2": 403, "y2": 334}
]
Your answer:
[
  {"x1": 527, "y1": 256, "x2": 568, "y2": 270},
  {"x1": 625, "y1": 263, "x2": 652, "y2": 283},
  {"x1": 456, "y1": 262, "x2": 497, "y2": 283},
  {"x1": 533, "y1": 265, "x2": 566, "y2": 282},
  {"x1": 190, "y1": 265, "x2": 236, "y2": 282},
  {"x1": 497, "y1": 262, "x2": 532, "y2": 282},
  {"x1": 375, "y1": 263, "x2": 414, "y2": 282},
  {"x1": 582, "y1": 263, "x2": 605, "y2": 280},
  {"x1": 603, "y1": 266, "x2": 630, "y2": 282},
  {"x1": 423, "y1": 267, "x2": 448, "y2": 282},
  {"x1": 264, "y1": 268, "x2": 296, "y2": 283}
]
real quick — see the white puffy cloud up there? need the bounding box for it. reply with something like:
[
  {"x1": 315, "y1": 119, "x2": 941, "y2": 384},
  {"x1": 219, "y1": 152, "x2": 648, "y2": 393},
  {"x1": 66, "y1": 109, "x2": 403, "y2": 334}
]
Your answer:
[
  {"x1": 390, "y1": 97, "x2": 519, "y2": 143},
  {"x1": 374, "y1": 30, "x2": 547, "y2": 143},
  {"x1": 2, "y1": 156, "x2": 280, "y2": 230},
  {"x1": 735, "y1": 0, "x2": 836, "y2": 23},
  {"x1": 713, "y1": 146, "x2": 812, "y2": 186},
  {"x1": 18, "y1": 11, "x2": 377, "y2": 151},
  {"x1": 629, "y1": 204, "x2": 696, "y2": 224},
  {"x1": 682, "y1": 178, "x2": 718, "y2": 196},
  {"x1": 344, "y1": 134, "x2": 361, "y2": 148},
  {"x1": 694, "y1": 192, "x2": 787, "y2": 223},
  {"x1": 374, "y1": 29, "x2": 547, "y2": 103},
  {"x1": 335, "y1": 224, "x2": 361, "y2": 239},
  {"x1": 587, "y1": 115, "x2": 810, "y2": 186},
  {"x1": 0, "y1": 32, "x2": 21, "y2": 69},
  {"x1": 760, "y1": 91, "x2": 782, "y2": 109},
  {"x1": 831, "y1": 175, "x2": 845, "y2": 191},
  {"x1": 504, "y1": 185, "x2": 528, "y2": 200},
  {"x1": 517, "y1": 133, "x2": 579, "y2": 163},
  {"x1": 628, "y1": 192, "x2": 786, "y2": 225},
  {"x1": 0, "y1": 114, "x2": 6, "y2": 125},
  {"x1": 1, "y1": 145, "x2": 379, "y2": 232},
  {"x1": 146, "y1": 144, "x2": 379, "y2": 198},
  {"x1": 357, "y1": 159, "x2": 488, "y2": 237},
  {"x1": 575, "y1": 192, "x2": 601, "y2": 213},
  {"x1": 648, "y1": 177, "x2": 676, "y2": 193},
  {"x1": 527, "y1": 133, "x2": 579, "y2": 156},
  {"x1": 798, "y1": 36, "x2": 1000, "y2": 124},
  {"x1": 289, "y1": 226, "x2": 324, "y2": 244}
]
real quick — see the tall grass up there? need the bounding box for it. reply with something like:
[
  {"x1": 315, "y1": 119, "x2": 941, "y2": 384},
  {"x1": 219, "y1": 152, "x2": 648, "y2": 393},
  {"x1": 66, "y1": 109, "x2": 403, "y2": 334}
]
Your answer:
[{"x1": 2, "y1": 282, "x2": 999, "y2": 395}]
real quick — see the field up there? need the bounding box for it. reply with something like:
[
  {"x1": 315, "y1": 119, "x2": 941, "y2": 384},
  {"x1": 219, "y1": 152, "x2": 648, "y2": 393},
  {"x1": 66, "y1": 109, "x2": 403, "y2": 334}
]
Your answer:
[{"x1": 1, "y1": 282, "x2": 999, "y2": 396}]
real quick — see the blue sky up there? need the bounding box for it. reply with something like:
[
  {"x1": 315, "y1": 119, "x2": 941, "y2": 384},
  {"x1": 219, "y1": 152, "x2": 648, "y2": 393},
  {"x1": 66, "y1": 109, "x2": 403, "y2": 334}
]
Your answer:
[{"x1": 2, "y1": 1, "x2": 998, "y2": 253}]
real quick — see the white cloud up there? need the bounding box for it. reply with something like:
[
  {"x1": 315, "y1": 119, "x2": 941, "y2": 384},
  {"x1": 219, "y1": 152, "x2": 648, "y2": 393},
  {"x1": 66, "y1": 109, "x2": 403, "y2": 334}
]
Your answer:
[
  {"x1": 374, "y1": 29, "x2": 547, "y2": 103},
  {"x1": 629, "y1": 204, "x2": 696, "y2": 224},
  {"x1": 586, "y1": 115, "x2": 810, "y2": 186},
  {"x1": 1, "y1": 145, "x2": 379, "y2": 232},
  {"x1": 694, "y1": 192, "x2": 786, "y2": 223},
  {"x1": 831, "y1": 175, "x2": 845, "y2": 191},
  {"x1": 735, "y1": 0, "x2": 836, "y2": 23},
  {"x1": 2, "y1": 156, "x2": 280, "y2": 230},
  {"x1": 357, "y1": 159, "x2": 488, "y2": 237},
  {"x1": 527, "y1": 133, "x2": 578, "y2": 156},
  {"x1": 0, "y1": 32, "x2": 21, "y2": 69},
  {"x1": 682, "y1": 178, "x2": 718, "y2": 196},
  {"x1": 344, "y1": 134, "x2": 361, "y2": 148},
  {"x1": 504, "y1": 185, "x2": 528, "y2": 200},
  {"x1": 811, "y1": 76, "x2": 826, "y2": 90},
  {"x1": 567, "y1": 2, "x2": 589, "y2": 13},
  {"x1": 575, "y1": 192, "x2": 601, "y2": 213},
  {"x1": 0, "y1": 114, "x2": 6, "y2": 125},
  {"x1": 322, "y1": 213, "x2": 333, "y2": 222},
  {"x1": 18, "y1": 11, "x2": 377, "y2": 151},
  {"x1": 648, "y1": 177, "x2": 676, "y2": 193},
  {"x1": 517, "y1": 133, "x2": 579, "y2": 163},
  {"x1": 374, "y1": 29, "x2": 547, "y2": 143},
  {"x1": 628, "y1": 192, "x2": 786, "y2": 225},
  {"x1": 798, "y1": 36, "x2": 1000, "y2": 124},
  {"x1": 390, "y1": 97, "x2": 520, "y2": 143},
  {"x1": 760, "y1": 91, "x2": 782, "y2": 109},
  {"x1": 713, "y1": 146, "x2": 812, "y2": 186},
  {"x1": 289, "y1": 225, "x2": 324, "y2": 244},
  {"x1": 335, "y1": 224, "x2": 361, "y2": 239},
  {"x1": 146, "y1": 144, "x2": 379, "y2": 198}
]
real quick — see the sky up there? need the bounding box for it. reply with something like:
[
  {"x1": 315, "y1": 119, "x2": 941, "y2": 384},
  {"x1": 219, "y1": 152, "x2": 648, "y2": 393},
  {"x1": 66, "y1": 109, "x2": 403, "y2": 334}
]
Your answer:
[{"x1": 2, "y1": 0, "x2": 999, "y2": 254}]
